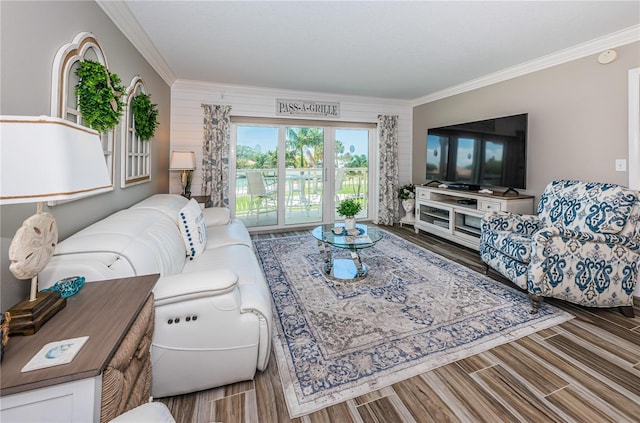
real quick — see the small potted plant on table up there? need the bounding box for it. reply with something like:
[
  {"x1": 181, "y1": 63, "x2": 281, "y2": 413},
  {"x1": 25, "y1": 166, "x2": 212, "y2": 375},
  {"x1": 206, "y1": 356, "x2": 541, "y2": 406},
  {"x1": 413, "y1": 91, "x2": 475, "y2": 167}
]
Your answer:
[{"x1": 336, "y1": 198, "x2": 363, "y2": 231}]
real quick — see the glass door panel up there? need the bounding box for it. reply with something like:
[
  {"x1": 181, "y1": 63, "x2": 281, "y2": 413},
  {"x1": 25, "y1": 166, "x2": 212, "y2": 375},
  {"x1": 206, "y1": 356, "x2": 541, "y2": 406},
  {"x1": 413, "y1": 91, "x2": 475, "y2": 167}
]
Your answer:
[
  {"x1": 284, "y1": 127, "x2": 324, "y2": 225},
  {"x1": 334, "y1": 129, "x2": 369, "y2": 220},
  {"x1": 235, "y1": 126, "x2": 278, "y2": 227},
  {"x1": 234, "y1": 123, "x2": 372, "y2": 229}
]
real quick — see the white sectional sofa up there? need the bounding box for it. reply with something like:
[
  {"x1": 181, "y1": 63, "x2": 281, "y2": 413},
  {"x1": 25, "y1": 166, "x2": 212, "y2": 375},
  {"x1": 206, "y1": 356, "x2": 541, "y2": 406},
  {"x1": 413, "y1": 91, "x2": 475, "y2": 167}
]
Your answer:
[{"x1": 39, "y1": 194, "x2": 272, "y2": 398}]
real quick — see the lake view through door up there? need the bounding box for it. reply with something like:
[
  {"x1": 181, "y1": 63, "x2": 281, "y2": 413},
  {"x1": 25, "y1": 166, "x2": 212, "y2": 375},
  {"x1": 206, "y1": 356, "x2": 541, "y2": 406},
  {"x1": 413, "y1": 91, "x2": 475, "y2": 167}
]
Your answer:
[{"x1": 233, "y1": 123, "x2": 371, "y2": 229}]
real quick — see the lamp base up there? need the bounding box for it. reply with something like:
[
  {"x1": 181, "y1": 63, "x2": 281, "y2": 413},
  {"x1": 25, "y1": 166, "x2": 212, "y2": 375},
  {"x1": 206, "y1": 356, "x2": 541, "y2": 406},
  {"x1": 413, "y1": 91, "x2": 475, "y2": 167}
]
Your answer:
[{"x1": 7, "y1": 291, "x2": 66, "y2": 336}]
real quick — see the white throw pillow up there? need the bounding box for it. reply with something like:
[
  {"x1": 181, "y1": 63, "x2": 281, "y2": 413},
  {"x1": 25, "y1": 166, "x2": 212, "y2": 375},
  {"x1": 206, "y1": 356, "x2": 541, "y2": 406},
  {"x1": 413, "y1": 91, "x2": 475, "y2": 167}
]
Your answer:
[
  {"x1": 202, "y1": 207, "x2": 231, "y2": 226},
  {"x1": 178, "y1": 199, "x2": 207, "y2": 260}
]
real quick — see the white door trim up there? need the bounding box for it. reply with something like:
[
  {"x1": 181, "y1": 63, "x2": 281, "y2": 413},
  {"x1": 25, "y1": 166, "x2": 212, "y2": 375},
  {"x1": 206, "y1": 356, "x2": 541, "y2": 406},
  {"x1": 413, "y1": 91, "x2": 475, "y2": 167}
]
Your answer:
[
  {"x1": 628, "y1": 68, "x2": 640, "y2": 297},
  {"x1": 629, "y1": 67, "x2": 640, "y2": 190}
]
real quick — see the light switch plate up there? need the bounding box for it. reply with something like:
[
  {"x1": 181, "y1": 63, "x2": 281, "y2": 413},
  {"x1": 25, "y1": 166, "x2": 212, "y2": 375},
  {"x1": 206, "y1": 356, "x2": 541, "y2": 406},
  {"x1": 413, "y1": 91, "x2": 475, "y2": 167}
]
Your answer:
[{"x1": 615, "y1": 159, "x2": 627, "y2": 172}]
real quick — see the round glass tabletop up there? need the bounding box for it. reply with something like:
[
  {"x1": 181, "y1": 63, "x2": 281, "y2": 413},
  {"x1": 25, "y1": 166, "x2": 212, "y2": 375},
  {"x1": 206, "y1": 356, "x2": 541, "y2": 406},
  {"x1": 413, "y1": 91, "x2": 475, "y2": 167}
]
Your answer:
[{"x1": 311, "y1": 223, "x2": 383, "y2": 250}]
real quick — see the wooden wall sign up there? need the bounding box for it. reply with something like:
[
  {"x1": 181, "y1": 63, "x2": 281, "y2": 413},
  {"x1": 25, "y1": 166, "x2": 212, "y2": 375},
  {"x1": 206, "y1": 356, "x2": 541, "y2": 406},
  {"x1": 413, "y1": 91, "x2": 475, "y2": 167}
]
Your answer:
[{"x1": 276, "y1": 99, "x2": 340, "y2": 118}]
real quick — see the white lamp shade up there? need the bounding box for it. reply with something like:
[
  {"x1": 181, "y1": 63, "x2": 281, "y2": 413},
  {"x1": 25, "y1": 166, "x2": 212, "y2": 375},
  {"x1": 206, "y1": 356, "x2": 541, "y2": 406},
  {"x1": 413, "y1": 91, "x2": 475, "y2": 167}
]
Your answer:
[
  {"x1": 170, "y1": 151, "x2": 196, "y2": 170},
  {"x1": 0, "y1": 116, "x2": 111, "y2": 204}
]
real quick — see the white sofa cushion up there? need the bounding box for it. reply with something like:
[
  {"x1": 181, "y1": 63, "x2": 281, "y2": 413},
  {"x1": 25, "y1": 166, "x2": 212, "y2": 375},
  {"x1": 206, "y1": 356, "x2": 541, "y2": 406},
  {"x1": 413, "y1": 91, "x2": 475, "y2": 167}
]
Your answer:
[
  {"x1": 203, "y1": 207, "x2": 231, "y2": 226},
  {"x1": 49, "y1": 208, "x2": 185, "y2": 278},
  {"x1": 179, "y1": 199, "x2": 207, "y2": 260},
  {"x1": 206, "y1": 219, "x2": 252, "y2": 249},
  {"x1": 130, "y1": 194, "x2": 189, "y2": 224}
]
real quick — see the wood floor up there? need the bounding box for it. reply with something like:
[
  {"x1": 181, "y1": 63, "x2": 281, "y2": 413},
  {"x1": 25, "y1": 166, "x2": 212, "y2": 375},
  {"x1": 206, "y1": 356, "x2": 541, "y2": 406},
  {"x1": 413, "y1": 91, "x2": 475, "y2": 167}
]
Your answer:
[{"x1": 158, "y1": 224, "x2": 640, "y2": 423}]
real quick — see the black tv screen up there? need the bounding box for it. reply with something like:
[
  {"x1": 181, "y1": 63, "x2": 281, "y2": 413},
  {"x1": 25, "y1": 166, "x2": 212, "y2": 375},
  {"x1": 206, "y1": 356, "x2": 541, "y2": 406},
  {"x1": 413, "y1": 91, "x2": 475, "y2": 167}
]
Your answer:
[{"x1": 426, "y1": 113, "x2": 528, "y2": 189}]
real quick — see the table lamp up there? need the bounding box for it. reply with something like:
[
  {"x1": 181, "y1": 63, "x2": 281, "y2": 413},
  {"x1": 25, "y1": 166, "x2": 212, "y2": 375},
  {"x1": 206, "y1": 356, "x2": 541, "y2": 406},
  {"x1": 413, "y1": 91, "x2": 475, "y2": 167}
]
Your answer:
[
  {"x1": 169, "y1": 151, "x2": 196, "y2": 198},
  {"x1": 0, "y1": 116, "x2": 111, "y2": 335}
]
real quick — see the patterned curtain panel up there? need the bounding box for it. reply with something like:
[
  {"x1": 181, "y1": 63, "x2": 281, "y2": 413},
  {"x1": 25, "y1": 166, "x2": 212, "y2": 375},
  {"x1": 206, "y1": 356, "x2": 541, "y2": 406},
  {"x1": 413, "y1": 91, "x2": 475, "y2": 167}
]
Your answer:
[
  {"x1": 201, "y1": 104, "x2": 232, "y2": 208},
  {"x1": 377, "y1": 114, "x2": 399, "y2": 225}
]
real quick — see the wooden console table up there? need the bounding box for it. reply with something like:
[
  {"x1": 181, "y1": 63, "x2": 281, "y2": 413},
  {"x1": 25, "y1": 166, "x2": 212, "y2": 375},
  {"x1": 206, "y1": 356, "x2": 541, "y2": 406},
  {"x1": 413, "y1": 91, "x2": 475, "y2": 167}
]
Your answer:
[{"x1": 0, "y1": 274, "x2": 158, "y2": 422}]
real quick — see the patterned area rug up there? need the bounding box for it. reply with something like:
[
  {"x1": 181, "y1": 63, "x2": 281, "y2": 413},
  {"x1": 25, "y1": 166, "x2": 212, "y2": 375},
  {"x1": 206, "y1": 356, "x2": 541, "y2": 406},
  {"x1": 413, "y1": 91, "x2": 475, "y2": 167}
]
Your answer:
[{"x1": 254, "y1": 230, "x2": 573, "y2": 418}]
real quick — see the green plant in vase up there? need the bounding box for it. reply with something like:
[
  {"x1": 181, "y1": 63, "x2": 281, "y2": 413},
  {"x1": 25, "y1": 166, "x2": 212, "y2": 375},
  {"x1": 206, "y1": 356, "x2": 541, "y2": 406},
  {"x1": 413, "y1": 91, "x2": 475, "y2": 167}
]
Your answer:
[
  {"x1": 336, "y1": 198, "x2": 363, "y2": 218},
  {"x1": 398, "y1": 183, "x2": 416, "y2": 223},
  {"x1": 398, "y1": 183, "x2": 416, "y2": 200},
  {"x1": 336, "y1": 198, "x2": 363, "y2": 231}
]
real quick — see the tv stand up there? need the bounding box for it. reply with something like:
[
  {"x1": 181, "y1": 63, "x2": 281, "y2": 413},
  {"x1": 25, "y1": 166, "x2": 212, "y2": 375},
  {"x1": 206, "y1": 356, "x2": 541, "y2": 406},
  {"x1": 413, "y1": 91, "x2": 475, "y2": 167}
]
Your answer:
[
  {"x1": 502, "y1": 187, "x2": 520, "y2": 196},
  {"x1": 414, "y1": 186, "x2": 534, "y2": 250}
]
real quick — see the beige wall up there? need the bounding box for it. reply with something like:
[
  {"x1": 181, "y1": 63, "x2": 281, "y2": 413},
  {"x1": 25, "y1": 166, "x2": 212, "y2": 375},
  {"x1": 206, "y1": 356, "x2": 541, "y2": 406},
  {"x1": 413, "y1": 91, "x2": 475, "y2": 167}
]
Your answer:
[
  {"x1": 413, "y1": 41, "x2": 640, "y2": 198},
  {"x1": 0, "y1": 1, "x2": 171, "y2": 311}
]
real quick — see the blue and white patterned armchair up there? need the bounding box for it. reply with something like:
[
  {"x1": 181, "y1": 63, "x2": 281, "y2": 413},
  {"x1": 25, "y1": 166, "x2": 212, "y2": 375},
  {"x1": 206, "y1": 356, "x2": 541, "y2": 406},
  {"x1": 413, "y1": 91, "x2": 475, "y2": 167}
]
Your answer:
[{"x1": 480, "y1": 180, "x2": 640, "y2": 317}]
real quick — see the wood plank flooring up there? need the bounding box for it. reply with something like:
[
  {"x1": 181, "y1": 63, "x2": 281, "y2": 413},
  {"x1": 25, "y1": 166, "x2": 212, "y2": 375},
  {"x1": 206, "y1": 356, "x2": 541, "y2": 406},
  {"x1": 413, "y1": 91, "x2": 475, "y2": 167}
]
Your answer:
[{"x1": 158, "y1": 224, "x2": 640, "y2": 423}]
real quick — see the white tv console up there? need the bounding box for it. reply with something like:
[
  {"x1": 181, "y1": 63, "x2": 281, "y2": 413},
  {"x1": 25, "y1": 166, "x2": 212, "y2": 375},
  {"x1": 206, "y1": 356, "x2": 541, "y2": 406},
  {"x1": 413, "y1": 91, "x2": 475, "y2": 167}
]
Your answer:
[{"x1": 414, "y1": 186, "x2": 535, "y2": 250}]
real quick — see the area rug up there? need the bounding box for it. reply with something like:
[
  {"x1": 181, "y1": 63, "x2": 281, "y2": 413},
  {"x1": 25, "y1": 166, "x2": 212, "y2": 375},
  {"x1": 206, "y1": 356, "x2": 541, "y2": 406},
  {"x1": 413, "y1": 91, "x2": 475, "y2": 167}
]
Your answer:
[{"x1": 253, "y1": 230, "x2": 573, "y2": 418}]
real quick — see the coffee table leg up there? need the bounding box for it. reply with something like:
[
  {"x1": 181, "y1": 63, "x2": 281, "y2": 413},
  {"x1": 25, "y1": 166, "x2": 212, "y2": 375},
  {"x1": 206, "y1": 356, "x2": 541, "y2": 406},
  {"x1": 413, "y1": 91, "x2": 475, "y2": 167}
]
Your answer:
[
  {"x1": 317, "y1": 240, "x2": 333, "y2": 275},
  {"x1": 350, "y1": 250, "x2": 365, "y2": 276}
]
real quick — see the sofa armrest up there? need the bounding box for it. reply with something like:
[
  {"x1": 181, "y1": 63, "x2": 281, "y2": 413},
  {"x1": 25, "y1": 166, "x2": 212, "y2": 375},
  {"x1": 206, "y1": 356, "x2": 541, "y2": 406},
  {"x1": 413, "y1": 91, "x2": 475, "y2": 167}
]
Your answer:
[
  {"x1": 239, "y1": 285, "x2": 271, "y2": 315},
  {"x1": 529, "y1": 226, "x2": 640, "y2": 298},
  {"x1": 239, "y1": 284, "x2": 272, "y2": 371},
  {"x1": 203, "y1": 207, "x2": 231, "y2": 227},
  {"x1": 481, "y1": 211, "x2": 543, "y2": 235},
  {"x1": 532, "y1": 226, "x2": 640, "y2": 249},
  {"x1": 153, "y1": 269, "x2": 238, "y2": 306},
  {"x1": 108, "y1": 403, "x2": 175, "y2": 423}
]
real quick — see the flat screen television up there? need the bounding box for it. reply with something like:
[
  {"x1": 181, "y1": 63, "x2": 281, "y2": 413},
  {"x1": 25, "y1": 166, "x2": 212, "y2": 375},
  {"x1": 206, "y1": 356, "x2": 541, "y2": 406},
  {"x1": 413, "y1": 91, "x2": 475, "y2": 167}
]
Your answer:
[{"x1": 426, "y1": 113, "x2": 528, "y2": 191}]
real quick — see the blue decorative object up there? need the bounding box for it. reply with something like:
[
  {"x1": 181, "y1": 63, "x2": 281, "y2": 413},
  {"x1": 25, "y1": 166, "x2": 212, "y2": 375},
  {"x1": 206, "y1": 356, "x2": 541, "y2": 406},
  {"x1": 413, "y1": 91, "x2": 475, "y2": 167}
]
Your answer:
[{"x1": 41, "y1": 276, "x2": 85, "y2": 298}]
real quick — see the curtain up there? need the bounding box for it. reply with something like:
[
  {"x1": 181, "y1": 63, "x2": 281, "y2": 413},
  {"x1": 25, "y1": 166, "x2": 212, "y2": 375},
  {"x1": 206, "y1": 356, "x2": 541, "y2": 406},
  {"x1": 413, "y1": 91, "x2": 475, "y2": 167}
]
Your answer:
[
  {"x1": 201, "y1": 104, "x2": 232, "y2": 208},
  {"x1": 377, "y1": 114, "x2": 399, "y2": 225}
]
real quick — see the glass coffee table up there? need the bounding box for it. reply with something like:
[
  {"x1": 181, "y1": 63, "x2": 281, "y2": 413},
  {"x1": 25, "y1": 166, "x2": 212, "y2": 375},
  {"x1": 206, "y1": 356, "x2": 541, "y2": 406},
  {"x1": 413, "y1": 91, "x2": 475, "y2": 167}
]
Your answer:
[{"x1": 311, "y1": 223, "x2": 384, "y2": 281}]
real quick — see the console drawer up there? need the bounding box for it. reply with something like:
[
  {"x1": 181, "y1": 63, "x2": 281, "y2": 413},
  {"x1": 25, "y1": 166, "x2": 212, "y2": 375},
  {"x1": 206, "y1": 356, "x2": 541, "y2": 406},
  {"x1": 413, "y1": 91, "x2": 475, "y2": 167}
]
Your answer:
[
  {"x1": 478, "y1": 200, "x2": 501, "y2": 212},
  {"x1": 417, "y1": 189, "x2": 430, "y2": 200}
]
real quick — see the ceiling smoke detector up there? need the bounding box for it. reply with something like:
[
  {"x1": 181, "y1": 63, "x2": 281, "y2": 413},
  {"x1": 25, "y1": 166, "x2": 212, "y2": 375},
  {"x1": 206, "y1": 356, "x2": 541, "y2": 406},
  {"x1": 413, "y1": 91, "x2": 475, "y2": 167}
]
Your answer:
[{"x1": 597, "y1": 50, "x2": 617, "y2": 65}]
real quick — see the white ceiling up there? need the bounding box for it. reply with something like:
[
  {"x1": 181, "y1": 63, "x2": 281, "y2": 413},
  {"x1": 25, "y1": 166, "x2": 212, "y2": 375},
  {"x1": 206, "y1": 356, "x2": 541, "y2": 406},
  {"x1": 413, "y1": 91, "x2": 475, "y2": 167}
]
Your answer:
[{"x1": 104, "y1": 1, "x2": 640, "y2": 101}]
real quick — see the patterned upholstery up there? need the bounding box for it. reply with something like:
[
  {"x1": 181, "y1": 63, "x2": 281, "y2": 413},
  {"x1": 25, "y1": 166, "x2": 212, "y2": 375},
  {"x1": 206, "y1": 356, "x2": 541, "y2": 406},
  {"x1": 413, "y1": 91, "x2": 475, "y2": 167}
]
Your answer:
[{"x1": 480, "y1": 180, "x2": 639, "y2": 315}]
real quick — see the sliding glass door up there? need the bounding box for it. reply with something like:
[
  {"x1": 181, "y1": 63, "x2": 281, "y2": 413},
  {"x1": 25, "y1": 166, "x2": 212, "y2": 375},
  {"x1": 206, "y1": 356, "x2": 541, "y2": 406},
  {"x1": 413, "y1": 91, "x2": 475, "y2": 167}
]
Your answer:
[
  {"x1": 335, "y1": 129, "x2": 369, "y2": 220},
  {"x1": 233, "y1": 122, "x2": 372, "y2": 230},
  {"x1": 284, "y1": 127, "x2": 324, "y2": 225},
  {"x1": 235, "y1": 126, "x2": 279, "y2": 226}
]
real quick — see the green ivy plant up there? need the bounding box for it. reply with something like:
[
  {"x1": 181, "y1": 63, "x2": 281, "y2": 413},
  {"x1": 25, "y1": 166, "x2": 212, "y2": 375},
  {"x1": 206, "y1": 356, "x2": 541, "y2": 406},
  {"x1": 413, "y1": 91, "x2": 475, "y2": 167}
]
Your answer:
[
  {"x1": 75, "y1": 59, "x2": 125, "y2": 132},
  {"x1": 336, "y1": 198, "x2": 363, "y2": 218},
  {"x1": 131, "y1": 92, "x2": 159, "y2": 141}
]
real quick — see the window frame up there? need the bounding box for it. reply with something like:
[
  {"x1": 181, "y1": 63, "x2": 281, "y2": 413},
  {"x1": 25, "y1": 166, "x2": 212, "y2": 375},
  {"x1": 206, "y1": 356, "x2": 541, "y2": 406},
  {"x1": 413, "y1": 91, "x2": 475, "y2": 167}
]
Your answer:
[
  {"x1": 120, "y1": 76, "x2": 152, "y2": 188},
  {"x1": 50, "y1": 32, "x2": 115, "y2": 192}
]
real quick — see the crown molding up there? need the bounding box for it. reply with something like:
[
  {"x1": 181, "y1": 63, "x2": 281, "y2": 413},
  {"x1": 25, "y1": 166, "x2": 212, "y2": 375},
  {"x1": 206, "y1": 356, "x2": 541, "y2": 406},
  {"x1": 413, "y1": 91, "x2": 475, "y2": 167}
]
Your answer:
[
  {"x1": 95, "y1": 1, "x2": 637, "y2": 107},
  {"x1": 96, "y1": 0, "x2": 176, "y2": 86},
  {"x1": 173, "y1": 79, "x2": 412, "y2": 107},
  {"x1": 411, "y1": 25, "x2": 640, "y2": 107}
]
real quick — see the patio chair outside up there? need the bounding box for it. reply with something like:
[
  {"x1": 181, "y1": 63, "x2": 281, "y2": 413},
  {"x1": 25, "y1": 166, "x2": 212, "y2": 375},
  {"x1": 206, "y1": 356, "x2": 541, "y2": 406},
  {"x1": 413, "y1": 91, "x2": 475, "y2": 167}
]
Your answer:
[{"x1": 245, "y1": 170, "x2": 277, "y2": 222}]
